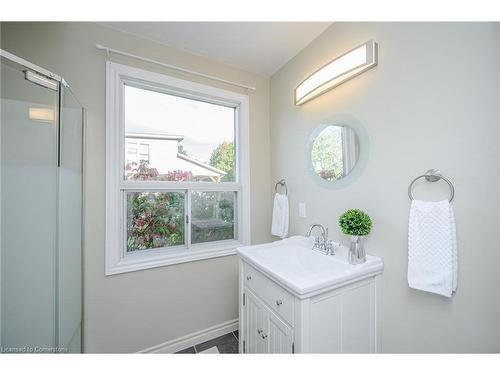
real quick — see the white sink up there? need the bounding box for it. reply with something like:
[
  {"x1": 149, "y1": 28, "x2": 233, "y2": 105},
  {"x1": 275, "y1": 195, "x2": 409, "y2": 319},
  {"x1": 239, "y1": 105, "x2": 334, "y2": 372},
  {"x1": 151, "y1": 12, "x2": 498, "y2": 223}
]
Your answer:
[{"x1": 237, "y1": 236, "x2": 384, "y2": 298}]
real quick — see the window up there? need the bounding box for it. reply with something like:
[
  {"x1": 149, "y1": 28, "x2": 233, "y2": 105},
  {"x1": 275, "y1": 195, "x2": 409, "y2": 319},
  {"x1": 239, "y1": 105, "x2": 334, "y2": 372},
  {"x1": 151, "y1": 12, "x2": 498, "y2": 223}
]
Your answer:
[
  {"x1": 126, "y1": 141, "x2": 150, "y2": 165},
  {"x1": 106, "y1": 62, "x2": 250, "y2": 275}
]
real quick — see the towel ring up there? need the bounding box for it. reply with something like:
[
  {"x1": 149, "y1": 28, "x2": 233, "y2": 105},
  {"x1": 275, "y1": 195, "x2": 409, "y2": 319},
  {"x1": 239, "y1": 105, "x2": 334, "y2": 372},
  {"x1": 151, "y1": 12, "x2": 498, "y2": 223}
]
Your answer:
[
  {"x1": 408, "y1": 169, "x2": 455, "y2": 202},
  {"x1": 275, "y1": 179, "x2": 288, "y2": 195}
]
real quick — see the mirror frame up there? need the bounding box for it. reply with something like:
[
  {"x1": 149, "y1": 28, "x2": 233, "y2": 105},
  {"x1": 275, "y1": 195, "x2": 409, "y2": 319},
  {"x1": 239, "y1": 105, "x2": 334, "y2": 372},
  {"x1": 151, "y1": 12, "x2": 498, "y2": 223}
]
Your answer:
[{"x1": 307, "y1": 114, "x2": 369, "y2": 189}]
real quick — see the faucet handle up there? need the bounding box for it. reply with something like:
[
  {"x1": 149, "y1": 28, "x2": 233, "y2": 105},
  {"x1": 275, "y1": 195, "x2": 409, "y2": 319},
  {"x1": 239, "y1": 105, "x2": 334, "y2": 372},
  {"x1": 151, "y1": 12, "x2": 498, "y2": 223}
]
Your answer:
[
  {"x1": 326, "y1": 239, "x2": 335, "y2": 255},
  {"x1": 314, "y1": 236, "x2": 320, "y2": 248}
]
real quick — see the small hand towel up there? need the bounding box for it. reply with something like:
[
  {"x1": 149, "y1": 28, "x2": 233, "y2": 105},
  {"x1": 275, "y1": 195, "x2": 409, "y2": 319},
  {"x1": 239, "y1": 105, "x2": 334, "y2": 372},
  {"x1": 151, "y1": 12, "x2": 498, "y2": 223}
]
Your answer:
[
  {"x1": 271, "y1": 193, "x2": 289, "y2": 239},
  {"x1": 408, "y1": 199, "x2": 457, "y2": 297}
]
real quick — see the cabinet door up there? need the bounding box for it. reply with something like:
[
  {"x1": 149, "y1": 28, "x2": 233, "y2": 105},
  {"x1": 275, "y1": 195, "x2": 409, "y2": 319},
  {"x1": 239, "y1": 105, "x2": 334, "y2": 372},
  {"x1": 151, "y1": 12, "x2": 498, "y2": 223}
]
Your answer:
[
  {"x1": 268, "y1": 310, "x2": 294, "y2": 354},
  {"x1": 244, "y1": 289, "x2": 268, "y2": 353}
]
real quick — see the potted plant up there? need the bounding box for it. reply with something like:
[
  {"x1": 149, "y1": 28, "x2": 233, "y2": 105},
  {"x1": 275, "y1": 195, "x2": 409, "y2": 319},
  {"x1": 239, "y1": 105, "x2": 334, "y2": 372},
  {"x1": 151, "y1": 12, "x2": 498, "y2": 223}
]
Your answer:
[{"x1": 339, "y1": 209, "x2": 372, "y2": 264}]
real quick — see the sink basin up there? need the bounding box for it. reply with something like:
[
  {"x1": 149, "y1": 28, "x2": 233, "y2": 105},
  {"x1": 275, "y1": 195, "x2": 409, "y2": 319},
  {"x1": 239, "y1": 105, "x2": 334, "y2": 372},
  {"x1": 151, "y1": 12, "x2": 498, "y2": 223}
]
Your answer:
[{"x1": 237, "y1": 236, "x2": 384, "y2": 298}]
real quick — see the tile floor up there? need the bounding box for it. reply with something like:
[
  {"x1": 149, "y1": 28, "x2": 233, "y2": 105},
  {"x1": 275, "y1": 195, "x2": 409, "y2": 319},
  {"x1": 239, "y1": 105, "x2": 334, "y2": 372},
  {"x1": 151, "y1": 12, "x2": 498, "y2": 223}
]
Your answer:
[{"x1": 176, "y1": 331, "x2": 239, "y2": 354}]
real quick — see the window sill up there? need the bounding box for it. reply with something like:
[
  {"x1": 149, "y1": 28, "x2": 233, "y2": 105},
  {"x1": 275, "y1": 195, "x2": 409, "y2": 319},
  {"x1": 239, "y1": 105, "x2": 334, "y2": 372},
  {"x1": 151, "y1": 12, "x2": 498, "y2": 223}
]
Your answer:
[{"x1": 105, "y1": 240, "x2": 243, "y2": 276}]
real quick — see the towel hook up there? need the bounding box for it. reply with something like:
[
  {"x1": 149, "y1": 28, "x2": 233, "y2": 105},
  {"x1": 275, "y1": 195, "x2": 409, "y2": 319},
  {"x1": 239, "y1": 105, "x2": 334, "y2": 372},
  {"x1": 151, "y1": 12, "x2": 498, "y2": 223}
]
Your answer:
[
  {"x1": 275, "y1": 179, "x2": 288, "y2": 195},
  {"x1": 408, "y1": 169, "x2": 455, "y2": 202}
]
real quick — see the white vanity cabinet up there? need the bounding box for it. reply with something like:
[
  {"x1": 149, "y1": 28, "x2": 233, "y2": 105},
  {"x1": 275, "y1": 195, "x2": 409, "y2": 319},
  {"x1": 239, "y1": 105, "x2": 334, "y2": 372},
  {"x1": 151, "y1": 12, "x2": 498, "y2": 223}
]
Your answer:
[
  {"x1": 237, "y1": 237, "x2": 383, "y2": 354},
  {"x1": 243, "y1": 288, "x2": 294, "y2": 353}
]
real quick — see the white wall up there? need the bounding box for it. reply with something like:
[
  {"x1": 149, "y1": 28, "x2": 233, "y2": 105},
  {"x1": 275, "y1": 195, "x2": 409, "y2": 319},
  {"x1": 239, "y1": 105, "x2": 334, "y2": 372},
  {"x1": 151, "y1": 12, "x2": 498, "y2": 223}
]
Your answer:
[
  {"x1": 1, "y1": 22, "x2": 272, "y2": 352},
  {"x1": 270, "y1": 22, "x2": 500, "y2": 352}
]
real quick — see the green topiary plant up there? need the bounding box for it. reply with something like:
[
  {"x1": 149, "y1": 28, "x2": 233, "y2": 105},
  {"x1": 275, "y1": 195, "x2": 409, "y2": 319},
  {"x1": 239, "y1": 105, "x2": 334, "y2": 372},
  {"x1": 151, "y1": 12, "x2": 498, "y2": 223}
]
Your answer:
[{"x1": 339, "y1": 209, "x2": 372, "y2": 236}]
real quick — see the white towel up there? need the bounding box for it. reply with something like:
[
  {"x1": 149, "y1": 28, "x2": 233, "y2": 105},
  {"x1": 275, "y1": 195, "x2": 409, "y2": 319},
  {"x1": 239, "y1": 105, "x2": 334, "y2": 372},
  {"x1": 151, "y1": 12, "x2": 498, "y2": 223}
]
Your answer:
[
  {"x1": 408, "y1": 199, "x2": 457, "y2": 297},
  {"x1": 271, "y1": 193, "x2": 289, "y2": 239}
]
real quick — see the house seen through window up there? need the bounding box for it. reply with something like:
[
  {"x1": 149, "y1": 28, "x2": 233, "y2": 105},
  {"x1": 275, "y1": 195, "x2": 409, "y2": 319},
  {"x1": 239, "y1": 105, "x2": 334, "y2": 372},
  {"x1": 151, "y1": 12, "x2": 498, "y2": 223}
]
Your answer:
[{"x1": 123, "y1": 84, "x2": 237, "y2": 252}]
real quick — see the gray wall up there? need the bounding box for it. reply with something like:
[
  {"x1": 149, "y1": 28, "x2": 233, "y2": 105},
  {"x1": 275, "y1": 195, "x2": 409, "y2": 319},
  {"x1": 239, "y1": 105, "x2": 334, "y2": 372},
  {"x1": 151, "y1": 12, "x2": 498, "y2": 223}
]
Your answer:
[
  {"x1": 270, "y1": 22, "x2": 500, "y2": 352},
  {"x1": 1, "y1": 22, "x2": 272, "y2": 352}
]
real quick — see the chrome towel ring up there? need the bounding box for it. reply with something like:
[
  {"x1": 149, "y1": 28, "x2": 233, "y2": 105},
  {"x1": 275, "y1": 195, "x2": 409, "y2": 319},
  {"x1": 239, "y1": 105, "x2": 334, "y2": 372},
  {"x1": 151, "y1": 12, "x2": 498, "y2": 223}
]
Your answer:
[
  {"x1": 408, "y1": 169, "x2": 455, "y2": 202},
  {"x1": 275, "y1": 179, "x2": 288, "y2": 195}
]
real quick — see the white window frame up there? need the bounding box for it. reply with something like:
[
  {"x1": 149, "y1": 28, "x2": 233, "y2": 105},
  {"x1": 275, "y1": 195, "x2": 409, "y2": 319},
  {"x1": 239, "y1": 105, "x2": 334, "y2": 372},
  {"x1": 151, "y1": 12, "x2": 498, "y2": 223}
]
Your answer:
[{"x1": 105, "y1": 62, "x2": 250, "y2": 275}]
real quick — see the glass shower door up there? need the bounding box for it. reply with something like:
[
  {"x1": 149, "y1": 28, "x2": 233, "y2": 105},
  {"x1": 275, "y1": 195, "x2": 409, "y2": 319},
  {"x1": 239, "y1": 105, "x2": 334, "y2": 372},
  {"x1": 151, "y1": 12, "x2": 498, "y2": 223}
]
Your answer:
[
  {"x1": 57, "y1": 86, "x2": 83, "y2": 353},
  {"x1": 0, "y1": 52, "x2": 82, "y2": 353},
  {"x1": 1, "y1": 55, "x2": 59, "y2": 353}
]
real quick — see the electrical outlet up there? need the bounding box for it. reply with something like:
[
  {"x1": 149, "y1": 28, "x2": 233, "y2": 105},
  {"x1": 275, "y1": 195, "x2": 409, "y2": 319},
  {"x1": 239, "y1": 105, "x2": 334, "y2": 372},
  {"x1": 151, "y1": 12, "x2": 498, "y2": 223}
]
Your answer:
[{"x1": 298, "y1": 203, "x2": 307, "y2": 218}]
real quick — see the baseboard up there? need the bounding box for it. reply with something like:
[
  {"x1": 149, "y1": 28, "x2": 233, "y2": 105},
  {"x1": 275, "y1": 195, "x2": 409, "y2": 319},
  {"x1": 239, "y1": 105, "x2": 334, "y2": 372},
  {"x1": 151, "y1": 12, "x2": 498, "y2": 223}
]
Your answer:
[{"x1": 138, "y1": 318, "x2": 239, "y2": 354}]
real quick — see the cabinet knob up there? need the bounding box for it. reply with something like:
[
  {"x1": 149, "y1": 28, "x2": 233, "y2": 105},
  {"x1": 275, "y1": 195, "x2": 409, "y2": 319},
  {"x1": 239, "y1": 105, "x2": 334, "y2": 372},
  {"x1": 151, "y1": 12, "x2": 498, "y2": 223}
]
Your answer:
[
  {"x1": 276, "y1": 299, "x2": 283, "y2": 306},
  {"x1": 261, "y1": 333, "x2": 268, "y2": 339},
  {"x1": 246, "y1": 275, "x2": 252, "y2": 280},
  {"x1": 257, "y1": 328, "x2": 263, "y2": 334}
]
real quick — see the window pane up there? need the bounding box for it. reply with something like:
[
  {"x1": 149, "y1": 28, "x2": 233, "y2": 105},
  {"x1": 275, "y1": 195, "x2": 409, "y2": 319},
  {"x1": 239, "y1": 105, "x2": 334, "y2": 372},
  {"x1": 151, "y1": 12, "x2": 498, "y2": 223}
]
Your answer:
[
  {"x1": 124, "y1": 85, "x2": 236, "y2": 182},
  {"x1": 126, "y1": 192, "x2": 185, "y2": 252},
  {"x1": 191, "y1": 191, "x2": 236, "y2": 244}
]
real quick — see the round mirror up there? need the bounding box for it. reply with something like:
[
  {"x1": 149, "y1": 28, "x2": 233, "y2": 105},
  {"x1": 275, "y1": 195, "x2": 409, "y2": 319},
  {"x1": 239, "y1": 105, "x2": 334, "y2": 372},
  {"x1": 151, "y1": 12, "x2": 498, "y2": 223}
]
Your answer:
[
  {"x1": 309, "y1": 124, "x2": 361, "y2": 183},
  {"x1": 311, "y1": 125, "x2": 359, "y2": 181}
]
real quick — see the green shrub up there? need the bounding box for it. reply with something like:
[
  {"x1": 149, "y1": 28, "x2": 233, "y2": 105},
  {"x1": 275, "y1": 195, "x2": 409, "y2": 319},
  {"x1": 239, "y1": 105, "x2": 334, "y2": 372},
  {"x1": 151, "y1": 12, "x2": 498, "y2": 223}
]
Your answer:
[
  {"x1": 339, "y1": 209, "x2": 372, "y2": 236},
  {"x1": 127, "y1": 192, "x2": 185, "y2": 252}
]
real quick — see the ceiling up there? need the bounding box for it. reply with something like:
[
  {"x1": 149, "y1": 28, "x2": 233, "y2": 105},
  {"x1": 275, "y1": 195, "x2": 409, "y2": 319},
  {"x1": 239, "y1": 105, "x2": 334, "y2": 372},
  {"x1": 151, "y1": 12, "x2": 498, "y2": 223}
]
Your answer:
[{"x1": 99, "y1": 22, "x2": 332, "y2": 76}]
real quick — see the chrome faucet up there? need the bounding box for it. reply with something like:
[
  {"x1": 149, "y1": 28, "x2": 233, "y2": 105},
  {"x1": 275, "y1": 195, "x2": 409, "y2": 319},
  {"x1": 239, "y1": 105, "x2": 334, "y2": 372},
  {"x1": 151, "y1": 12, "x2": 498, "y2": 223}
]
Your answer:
[{"x1": 307, "y1": 224, "x2": 334, "y2": 255}]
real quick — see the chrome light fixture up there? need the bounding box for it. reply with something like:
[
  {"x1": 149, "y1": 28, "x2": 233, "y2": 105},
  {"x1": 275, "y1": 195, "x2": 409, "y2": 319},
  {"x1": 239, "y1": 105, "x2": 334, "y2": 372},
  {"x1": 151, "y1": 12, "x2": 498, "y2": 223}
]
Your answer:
[{"x1": 295, "y1": 40, "x2": 378, "y2": 105}]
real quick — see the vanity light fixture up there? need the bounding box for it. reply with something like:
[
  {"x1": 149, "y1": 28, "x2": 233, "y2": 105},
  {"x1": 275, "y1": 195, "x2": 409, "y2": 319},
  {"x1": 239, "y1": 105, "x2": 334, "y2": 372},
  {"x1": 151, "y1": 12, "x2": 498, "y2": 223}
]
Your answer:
[{"x1": 295, "y1": 40, "x2": 378, "y2": 105}]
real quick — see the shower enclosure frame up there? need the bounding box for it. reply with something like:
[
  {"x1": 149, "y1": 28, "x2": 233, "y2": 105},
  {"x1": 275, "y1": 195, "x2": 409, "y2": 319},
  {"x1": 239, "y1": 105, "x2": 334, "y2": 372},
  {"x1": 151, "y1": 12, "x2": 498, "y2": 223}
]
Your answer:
[{"x1": 0, "y1": 48, "x2": 85, "y2": 353}]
